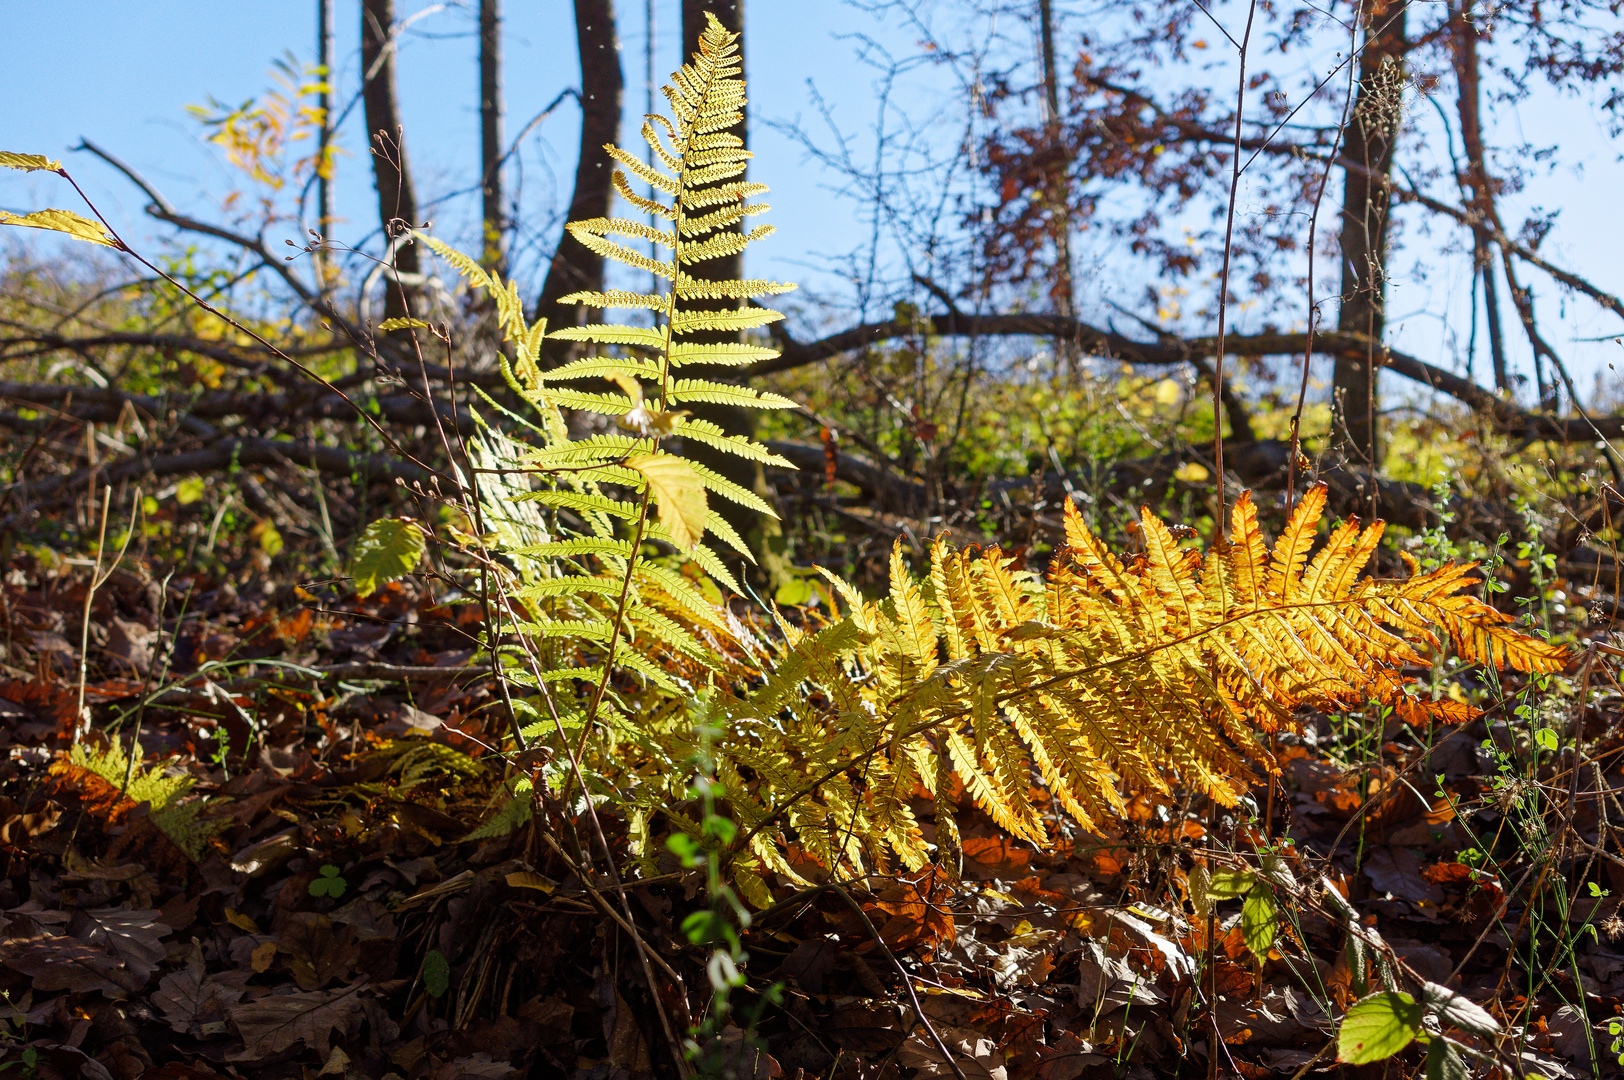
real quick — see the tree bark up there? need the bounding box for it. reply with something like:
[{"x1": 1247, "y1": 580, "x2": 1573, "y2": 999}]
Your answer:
[
  {"x1": 1037, "y1": 0, "x2": 1078, "y2": 374},
  {"x1": 479, "y1": 0, "x2": 504, "y2": 275},
  {"x1": 1451, "y1": 2, "x2": 1509, "y2": 395},
  {"x1": 316, "y1": 0, "x2": 334, "y2": 249},
  {"x1": 678, "y1": 0, "x2": 759, "y2": 554},
  {"x1": 535, "y1": 0, "x2": 623, "y2": 346},
  {"x1": 1332, "y1": 0, "x2": 1408, "y2": 468},
  {"x1": 361, "y1": 0, "x2": 422, "y2": 325}
]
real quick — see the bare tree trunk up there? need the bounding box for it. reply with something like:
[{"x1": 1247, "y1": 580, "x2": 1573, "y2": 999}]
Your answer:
[
  {"x1": 680, "y1": 0, "x2": 745, "y2": 304},
  {"x1": 679, "y1": 0, "x2": 760, "y2": 560},
  {"x1": 361, "y1": 0, "x2": 422, "y2": 325},
  {"x1": 1037, "y1": 0, "x2": 1078, "y2": 375},
  {"x1": 535, "y1": 0, "x2": 623, "y2": 346},
  {"x1": 315, "y1": 0, "x2": 335, "y2": 293},
  {"x1": 1451, "y1": 2, "x2": 1509, "y2": 395},
  {"x1": 1332, "y1": 0, "x2": 1408, "y2": 468},
  {"x1": 479, "y1": 0, "x2": 504, "y2": 275},
  {"x1": 316, "y1": 0, "x2": 334, "y2": 241}
]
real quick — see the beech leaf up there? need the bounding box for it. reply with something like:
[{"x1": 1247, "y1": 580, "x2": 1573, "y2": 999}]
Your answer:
[
  {"x1": 626, "y1": 453, "x2": 707, "y2": 551},
  {"x1": 0, "y1": 151, "x2": 63, "y2": 172},
  {"x1": 0, "y1": 209, "x2": 117, "y2": 247},
  {"x1": 350, "y1": 517, "x2": 425, "y2": 598}
]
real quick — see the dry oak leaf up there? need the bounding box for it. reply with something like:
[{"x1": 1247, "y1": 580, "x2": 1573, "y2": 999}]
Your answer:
[
  {"x1": 228, "y1": 980, "x2": 367, "y2": 1060},
  {"x1": 154, "y1": 967, "x2": 250, "y2": 1034},
  {"x1": 0, "y1": 933, "x2": 144, "y2": 996},
  {"x1": 67, "y1": 907, "x2": 167, "y2": 984}
]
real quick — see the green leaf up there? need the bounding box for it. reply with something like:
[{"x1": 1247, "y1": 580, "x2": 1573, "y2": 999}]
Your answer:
[
  {"x1": 308, "y1": 865, "x2": 347, "y2": 898},
  {"x1": 1206, "y1": 868, "x2": 1256, "y2": 899},
  {"x1": 1337, "y1": 991, "x2": 1425, "y2": 1064},
  {"x1": 351, "y1": 517, "x2": 426, "y2": 597},
  {"x1": 1241, "y1": 886, "x2": 1277, "y2": 957},
  {"x1": 0, "y1": 151, "x2": 62, "y2": 172},
  {"x1": 1424, "y1": 1037, "x2": 1468, "y2": 1080},
  {"x1": 626, "y1": 453, "x2": 707, "y2": 552},
  {"x1": 422, "y1": 949, "x2": 451, "y2": 998},
  {"x1": 0, "y1": 208, "x2": 116, "y2": 247},
  {"x1": 175, "y1": 477, "x2": 206, "y2": 505},
  {"x1": 377, "y1": 317, "x2": 432, "y2": 331}
]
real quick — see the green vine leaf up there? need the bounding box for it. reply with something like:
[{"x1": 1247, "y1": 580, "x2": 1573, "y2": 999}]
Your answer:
[{"x1": 351, "y1": 517, "x2": 426, "y2": 598}]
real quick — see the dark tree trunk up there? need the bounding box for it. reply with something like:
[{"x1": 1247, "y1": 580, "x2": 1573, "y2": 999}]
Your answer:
[
  {"x1": 316, "y1": 0, "x2": 334, "y2": 243},
  {"x1": 535, "y1": 0, "x2": 623, "y2": 346},
  {"x1": 361, "y1": 0, "x2": 422, "y2": 325},
  {"x1": 479, "y1": 0, "x2": 504, "y2": 275},
  {"x1": 1332, "y1": 0, "x2": 1408, "y2": 468},
  {"x1": 678, "y1": 0, "x2": 761, "y2": 558}
]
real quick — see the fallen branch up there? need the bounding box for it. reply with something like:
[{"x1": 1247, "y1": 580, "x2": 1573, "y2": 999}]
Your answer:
[{"x1": 758, "y1": 316, "x2": 1623, "y2": 441}]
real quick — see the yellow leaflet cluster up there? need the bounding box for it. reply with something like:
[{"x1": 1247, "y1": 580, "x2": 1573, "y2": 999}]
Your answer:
[{"x1": 630, "y1": 484, "x2": 1564, "y2": 903}]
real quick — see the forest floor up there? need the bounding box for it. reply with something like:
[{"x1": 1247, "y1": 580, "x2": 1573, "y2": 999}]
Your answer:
[{"x1": 1, "y1": 543, "x2": 1621, "y2": 1080}]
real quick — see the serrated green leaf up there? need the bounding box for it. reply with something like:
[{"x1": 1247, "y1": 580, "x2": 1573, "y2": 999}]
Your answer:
[
  {"x1": 377, "y1": 317, "x2": 432, "y2": 331},
  {"x1": 1337, "y1": 992, "x2": 1425, "y2": 1064},
  {"x1": 422, "y1": 949, "x2": 451, "y2": 998},
  {"x1": 1205, "y1": 868, "x2": 1256, "y2": 899},
  {"x1": 350, "y1": 517, "x2": 426, "y2": 598},
  {"x1": 627, "y1": 453, "x2": 707, "y2": 551},
  {"x1": 1241, "y1": 886, "x2": 1276, "y2": 956},
  {"x1": 0, "y1": 209, "x2": 116, "y2": 247},
  {"x1": 0, "y1": 152, "x2": 62, "y2": 172},
  {"x1": 1424, "y1": 1037, "x2": 1468, "y2": 1080}
]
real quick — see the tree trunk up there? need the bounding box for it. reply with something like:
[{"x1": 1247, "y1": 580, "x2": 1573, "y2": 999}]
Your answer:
[
  {"x1": 316, "y1": 0, "x2": 334, "y2": 240},
  {"x1": 1037, "y1": 0, "x2": 1078, "y2": 375},
  {"x1": 1332, "y1": 0, "x2": 1408, "y2": 468},
  {"x1": 678, "y1": 0, "x2": 761, "y2": 561},
  {"x1": 315, "y1": 0, "x2": 335, "y2": 293},
  {"x1": 361, "y1": 0, "x2": 422, "y2": 325},
  {"x1": 535, "y1": 0, "x2": 623, "y2": 346},
  {"x1": 1451, "y1": 2, "x2": 1509, "y2": 395},
  {"x1": 479, "y1": 0, "x2": 504, "y2": 275}
]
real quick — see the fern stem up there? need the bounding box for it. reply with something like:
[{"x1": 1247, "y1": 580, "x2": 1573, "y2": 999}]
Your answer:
[{"x1": 573, "y1": 490, "x2": 654, "y2": 767}]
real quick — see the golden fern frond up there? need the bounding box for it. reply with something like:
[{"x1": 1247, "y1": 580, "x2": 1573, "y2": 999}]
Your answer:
[
  {"x1": 670, "y1": 306, "x2": 782, "y2": 334},
  {"x1": 698, "y1": 484, "x2": 1569, "y2": 885},
  {"x1": 666, "y1": 379, "x2": 796, "y2": 409},
  {"x1": 668, "y1": 341, "x2": 780, "y2": 367},
  {"x1": 558, "y1": 289, "x2": 670, "y2": 311},
  {"x1": 611, "y1": 172, "x2": 676, "y2": 218}
]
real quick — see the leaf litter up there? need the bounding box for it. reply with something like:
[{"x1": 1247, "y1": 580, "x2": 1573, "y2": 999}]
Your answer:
[{"x1": 0, "y1": 548, "x2": 1621, "y2": 1079}]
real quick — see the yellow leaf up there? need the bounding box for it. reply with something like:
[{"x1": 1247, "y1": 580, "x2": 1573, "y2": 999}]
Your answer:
[
  {"x1": 376, "y1": 317, "x2": 431, "y2": 331},
  {"x1": 505, "y1": 871, "x2": 557, "y2": 893},
  {"x1": 0, "y1": 152, "x2": 63, "y2": 173},
  {"x1": 606, "y1": 373, "x2": 644, "y2": 405},
  {"x1": 627, "y1": 453, "x2": 707, "y2": 551},
  {"x1": 1173, "y1": 462, "x2": 1210, "y2": 483},
  {"x1": 0, "y1": 208, "x2": 116, "y2": 247}
]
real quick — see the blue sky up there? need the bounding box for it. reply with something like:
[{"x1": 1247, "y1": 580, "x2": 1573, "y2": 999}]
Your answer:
[{"x1": 5, "y1": 1, "x2": 1623, "y2": 400}]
